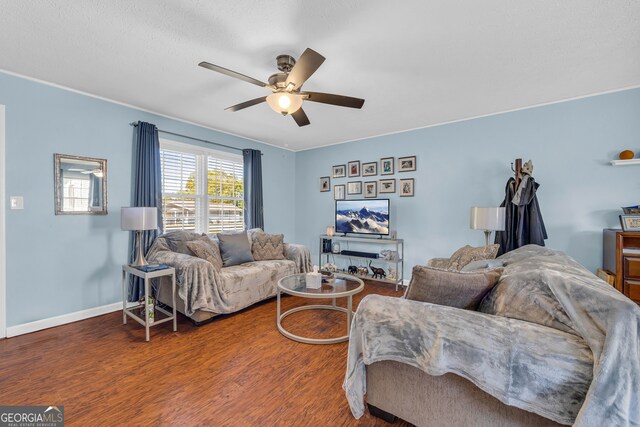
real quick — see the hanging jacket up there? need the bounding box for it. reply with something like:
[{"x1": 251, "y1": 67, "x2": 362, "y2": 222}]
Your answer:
[{"x1": 495, "y1": 176, "x2": 547, "y2": 256}]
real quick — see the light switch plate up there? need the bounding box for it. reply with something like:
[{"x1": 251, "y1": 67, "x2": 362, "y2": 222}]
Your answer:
[{"x1": 10, "y1": 196, "x2": 24, "y2": 210}]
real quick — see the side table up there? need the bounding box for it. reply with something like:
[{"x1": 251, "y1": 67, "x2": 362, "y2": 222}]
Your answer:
[{"x1": 122, "y1": 265, "x2": 177, "y2": 341}]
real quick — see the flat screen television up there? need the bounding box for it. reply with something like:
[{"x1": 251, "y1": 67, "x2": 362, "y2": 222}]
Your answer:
[{"x1": 335, "y1": 199, "x2": 390, "y2": 236}]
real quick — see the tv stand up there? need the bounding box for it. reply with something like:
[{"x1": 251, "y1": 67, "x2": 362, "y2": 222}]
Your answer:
[{"x1": 319, "y1": 234, "x2": 405, "y2": 290}]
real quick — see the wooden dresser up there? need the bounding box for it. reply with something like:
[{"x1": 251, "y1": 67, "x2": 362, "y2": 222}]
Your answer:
[{"x1": 603, "y1": 229, "x2": 640, "y2": 304}]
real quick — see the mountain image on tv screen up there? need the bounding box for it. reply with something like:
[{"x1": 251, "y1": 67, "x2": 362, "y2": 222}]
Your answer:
[{"x1": 336, "y1": 199, "x2": 389, "y2": 235}]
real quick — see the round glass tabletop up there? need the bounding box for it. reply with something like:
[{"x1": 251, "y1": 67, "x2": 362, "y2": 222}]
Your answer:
[{"x1": 277, "y1": 273, "x2": 364, "y2": 298}]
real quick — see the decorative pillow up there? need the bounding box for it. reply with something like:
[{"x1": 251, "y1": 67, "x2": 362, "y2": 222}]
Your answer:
[
  {"x1": 162, "y1": 230, "x2": 202, "y2": 255},
  {"x1": 460, "y1": 259, "x2": 505, "y2": 272},
  {"x1": 446, "y1": 244, "x2": 500, "y2": 270},
  {"x1": 405, "y1": 265, "x2": 503, "y2": 310},
  {"x1": 186, "y1": 239, "x2": 223, "y2": 271},
  {"x1": 217, "y1": 232, "x2": 254, "y2": 267},
  {"x1": 252, "y1": 233, "x2": 285, "y2": 261},
  {"x1": 246, "y1": 228, "x2": 264, "y2": 242}
]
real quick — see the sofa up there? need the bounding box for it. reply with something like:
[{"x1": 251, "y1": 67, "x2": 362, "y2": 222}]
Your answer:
[
  {"x1": 344, "y1": 245, "x2": 640, "y2": 426},
  {"x1": 146, "y1": 230, "x2": 312, "y2": 324}
]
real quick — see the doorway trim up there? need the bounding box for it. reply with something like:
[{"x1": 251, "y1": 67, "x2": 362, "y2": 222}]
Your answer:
[{"x1": 0, "y1": 104, "x2": 6, "y2": 338}]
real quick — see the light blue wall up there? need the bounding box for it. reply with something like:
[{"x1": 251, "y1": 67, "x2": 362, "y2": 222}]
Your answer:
[
  {"x1": 3, "y1": 69, "x2": 638, "y2": 327},
  {"x1": 0, "y1": 72, "x2": 296, "y2": 327},
  {"x1": 295, "y1": 88, "x2": 640, "y2": 279}
]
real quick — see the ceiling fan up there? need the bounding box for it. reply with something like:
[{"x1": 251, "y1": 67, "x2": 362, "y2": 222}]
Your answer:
[
  {"x1": 68, "y1": 167, "x2": 103, "y2": 177},
  {"x1": 198, "y1": 48, "x2": 365, "y2": 127}
]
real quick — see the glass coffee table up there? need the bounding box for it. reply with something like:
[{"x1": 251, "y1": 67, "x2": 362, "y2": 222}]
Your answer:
[{"x1": 277, "y1": 273, "x2": 364, "y2": 344}]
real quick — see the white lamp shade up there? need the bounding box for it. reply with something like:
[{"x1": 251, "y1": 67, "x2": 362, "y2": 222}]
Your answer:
[
  {"x1": 470, "y1": 207, "x2": 506, "y2": 231},
  {"x1": 121, "y1": 207, "x2": 158, "y2": 231}
]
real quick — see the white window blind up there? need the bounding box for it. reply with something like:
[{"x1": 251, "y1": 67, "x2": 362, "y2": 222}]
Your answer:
[
  {"x1": 62, "y1": 176, "x2": 91, "y2": 212},
  {"x1": 160, "y1": 140, "x2": 244, "y2": 234}
]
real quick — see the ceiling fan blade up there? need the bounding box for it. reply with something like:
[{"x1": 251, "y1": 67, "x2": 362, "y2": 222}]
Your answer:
[
  {"x1": 285, "y1": 48, "x2": 326, "y2": 89},
  {"x1": 303, "y1": 92, "x2": 365, "y2": 109},
  {"x1": 291, "y1": 108, "x2": 310, "y2": 127},
  {"x1": 225, "y1": 96, "x2": 267, "y2": 112},
  {"x1": 199, "y1": 61, "x2": 268, "y2": 88}
]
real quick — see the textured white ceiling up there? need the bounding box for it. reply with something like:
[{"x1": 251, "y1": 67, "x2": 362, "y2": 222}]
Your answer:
[{"x1": 1, "y1": 1, "x2": 639, "y2": 151}]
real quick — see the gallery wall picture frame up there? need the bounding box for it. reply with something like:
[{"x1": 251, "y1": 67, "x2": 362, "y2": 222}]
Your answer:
[
  {"x1": 362, "y1": 162, "x2": 377, "y2": 177},
  {"x1": 334, "y1": 184, "x2": 346, "y2": 200},
  {"x1": 364, "y1": 181, "x2": 378, "y2": 198},
  {"x1": 619, "y1": 215, "x2": 640, "y2": 231},
  {"x1": 320, "y1": 176, "x2": 330, "y2": 192},
  {"x1": 399, "y1": 178, "x2": 414, "y2": 197},
  {"x1": 398, "y1": 156, "x2": 417, "y2": 172},
  {"x1": 347, "y1": 181, "x2": 362, "y2": 195},
  {"x1": 379, "y1": 179, "x2": 396, "y2": 193},
  {"x1": 380, "y1": 157, "x2": 394, "y2": 175},
  {"x1": 333, "y1": 165, "x2": 346, "y2": 178},
  {"x1": 348, "y1": 160, "x2": 361, "y2": 177}
]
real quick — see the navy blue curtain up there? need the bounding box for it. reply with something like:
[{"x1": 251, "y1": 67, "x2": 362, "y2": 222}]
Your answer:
[
  {"x1": 243, "y1": 149, "x2": 264, "y2": 230},
  {"x1": 88, "y1": 174, "x2": 101, "y2": 208},
  {"x1": 128, "y1": 121, "x2": 163, "y2": 301}
]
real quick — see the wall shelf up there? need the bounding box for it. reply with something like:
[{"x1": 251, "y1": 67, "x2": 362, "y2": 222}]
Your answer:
[{"x1": 610, "y1": 159, "x2": 640, "y2": 166}]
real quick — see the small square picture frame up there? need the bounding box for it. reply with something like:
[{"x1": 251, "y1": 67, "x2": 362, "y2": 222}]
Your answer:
[
  {"x1": 364, "y1": 181, "x2": 377, "y2": 198},
  {"x1": 320, "y1": 176, "x2": 330, "y2": 192},
  {"x1": 379, "y1": 179, "x2": 396, "y2": 194},
  {"x1": 333, "y1": 165, "x2": 346, "y2": 178},
  {"x1": 347, "y1": 181, "x2": 362, "y2": 195},
  {"x1": 398, "y1": 156, "x2": 417, "y2": 172},
  {"x1": 362, "y1": 162, "x2": 378, "y2": 177},
  {"x1": 619, "y1": 215, "x2": 640, "y2": 231},
  {"x1": 348, "y1": 160, "x2": 360, "y2": 177},
  {"x1": 380, "y1": 157, "x2": 394, "y2": 175},
  {"x1": 334, "y1": 184, "x2": 345, "y2": 200},
  {"x1": 399, "y1": 178, "x2": 414, "y2": 197}
]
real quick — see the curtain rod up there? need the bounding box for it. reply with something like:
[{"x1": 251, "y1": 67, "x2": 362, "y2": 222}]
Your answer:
[{"x1": 129, "y1": 122, "x2": 261, "y2": 155}]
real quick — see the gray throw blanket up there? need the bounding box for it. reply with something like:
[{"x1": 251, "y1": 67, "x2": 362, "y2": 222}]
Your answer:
[
  {"x1": 147, "y1": 234, "x2": 312, "y2": 315},
  {"x1": 344, "y1": 245, "x2": 640, "y2": 426}
]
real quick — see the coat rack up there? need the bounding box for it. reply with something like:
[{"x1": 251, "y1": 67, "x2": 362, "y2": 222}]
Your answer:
[{"x1": 511, "y1": 158, "x2": 523, "y2": 189}]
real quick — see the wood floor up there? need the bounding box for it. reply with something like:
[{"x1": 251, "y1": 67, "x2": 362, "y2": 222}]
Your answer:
[{"x1": 0, "y1": 281, "x2": 412, "y2": 426}]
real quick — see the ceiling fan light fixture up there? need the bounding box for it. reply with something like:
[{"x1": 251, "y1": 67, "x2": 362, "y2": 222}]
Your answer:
[{"x1": 266, "y1": 92, "x2": 302, "y2": 116}]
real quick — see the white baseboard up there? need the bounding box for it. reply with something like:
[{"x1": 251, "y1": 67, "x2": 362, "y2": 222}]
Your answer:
[{"x1": 6, "y1": 302, "x2": 125, "y2": 338}]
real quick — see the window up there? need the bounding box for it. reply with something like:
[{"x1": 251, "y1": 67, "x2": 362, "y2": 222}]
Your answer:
[
  {"x1": 62, "y1": 175, "x2": 91, "y2": 211},
  {"x1": 160, "y1": 140, "x2": 244, "y2": 234}
]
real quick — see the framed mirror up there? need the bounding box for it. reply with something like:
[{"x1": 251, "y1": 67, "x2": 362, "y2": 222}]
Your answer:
[{"x1": 54, "y1": 153, "x2": 107, "y2": 215}]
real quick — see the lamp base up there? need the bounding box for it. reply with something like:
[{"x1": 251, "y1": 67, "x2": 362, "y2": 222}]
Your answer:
[
  {"x1": 130, "y1": 230, "x2": 149, "y2": 267},
  {"x1": 484, "y1": 230, "x2": 492, "y2": 247}
]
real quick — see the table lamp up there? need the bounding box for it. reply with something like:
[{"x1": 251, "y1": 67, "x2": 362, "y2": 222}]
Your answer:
[
  {"x1": 121, "y1": 207, "x2": 158, "y2": 266},
  {"x1": 470, "y1": 207, "x2": 506, "y2": 246}
]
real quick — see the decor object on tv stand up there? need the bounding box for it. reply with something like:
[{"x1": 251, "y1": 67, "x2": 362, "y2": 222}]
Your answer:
[
  {"x1": 121, "y1": 207, "x2": 158, "y2": 266},
  {"x1": 368, "y1": 261, "x2": 386, "y2": 279},
  {"x1": 470, "y1": 207, "x2": 506, "y2": 246}
]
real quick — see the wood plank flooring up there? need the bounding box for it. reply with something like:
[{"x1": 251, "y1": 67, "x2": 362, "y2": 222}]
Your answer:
[{"x1": 0, "y1": 281, "x2": 411, "y2": 426}]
